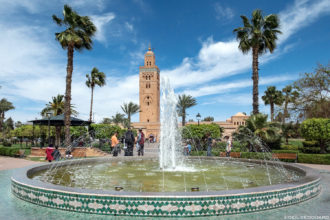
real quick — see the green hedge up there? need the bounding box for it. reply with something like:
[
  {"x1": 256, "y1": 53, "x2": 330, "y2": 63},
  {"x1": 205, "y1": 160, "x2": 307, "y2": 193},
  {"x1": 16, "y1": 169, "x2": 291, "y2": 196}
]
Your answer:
[
  {"x1": 272, "y1": 150, "x2": 299, "y2": 154},
  {"x1": 240, "y1": 152, "x2": 272, "y2": 160},
  {"x1": 280, "y1": 145, "x2": 299, "y2": 151},
  {"x1": 298, "y1": 153, "x2": 330, "y2": 165},
  {"x1": 300, "y1": 147, "x2": 321, "y2": 154},
  {"x1": 0, "y1": 147, "x2": 20, "y2": 157},
  {"x1": 302, "y1": 141, "x2": 318, "y2": 148}
]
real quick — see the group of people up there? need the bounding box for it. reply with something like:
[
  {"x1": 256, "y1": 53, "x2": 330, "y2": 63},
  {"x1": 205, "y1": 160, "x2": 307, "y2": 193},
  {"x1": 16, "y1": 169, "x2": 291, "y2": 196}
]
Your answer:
[
  {"x1": 45, "y1": 144, "x2": 73, "y2": 162},
  {"x1": 111, "y1": 128, "x2": 145, "y2": 157}
]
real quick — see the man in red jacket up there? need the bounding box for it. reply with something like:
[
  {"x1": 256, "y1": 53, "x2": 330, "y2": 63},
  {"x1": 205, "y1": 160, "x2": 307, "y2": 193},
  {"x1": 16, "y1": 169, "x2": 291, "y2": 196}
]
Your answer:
[{"x1": 137, "y1": 129, "x2": 145, "y2": 156}]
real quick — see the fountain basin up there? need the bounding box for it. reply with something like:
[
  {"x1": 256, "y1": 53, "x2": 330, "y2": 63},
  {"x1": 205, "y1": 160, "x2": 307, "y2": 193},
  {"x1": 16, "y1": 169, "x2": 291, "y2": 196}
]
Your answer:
[{"x1": 11, "y1": 157, "x2": 321, "y2": 217}]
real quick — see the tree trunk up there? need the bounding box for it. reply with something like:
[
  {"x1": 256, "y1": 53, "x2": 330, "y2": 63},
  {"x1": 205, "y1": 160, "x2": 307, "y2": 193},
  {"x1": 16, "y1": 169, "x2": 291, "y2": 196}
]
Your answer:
[
  {"x1": 270, "y1": 103, "x2": 274, "y2": 122},
  {"x1": 128, "y1": 113, "x2": 131, "y2": 128},
  {"x1": 320, "y1": 141, "x2": 326, "y2": 154},
  {"x1": 252, "y1": 46, "x2": 259, "y2": 115},
  {"x1": 89, "y1": 86, "x2": 94, "y2": 122},
  {"x1": 182, "y1": 109, "x2": 186, "y2": 126},
  {"x1": 283, "y1": 99, "x2": 289, "y2": 124},
  {"x1": 64, "y1": 45, "x2": 74, "y2": 147},
  {"x1": 55, "y1": 126, "x2": 61, "y2": 147}
]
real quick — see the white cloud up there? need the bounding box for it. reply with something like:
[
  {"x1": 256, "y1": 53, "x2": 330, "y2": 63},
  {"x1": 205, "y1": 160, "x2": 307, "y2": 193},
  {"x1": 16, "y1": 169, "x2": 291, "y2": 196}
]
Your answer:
[
  {"x1": 214, "y1": 3, "x2": 234, "y2": 21},
  {"x1": 91, "y1": 13, "x2": 116, "y2": 43},
  {"x1": 125, "y1": 22, "x2": 134, "y2": 32},
  {"x1": 182, "y1": 75, "x2": 296, "y2": 98}
]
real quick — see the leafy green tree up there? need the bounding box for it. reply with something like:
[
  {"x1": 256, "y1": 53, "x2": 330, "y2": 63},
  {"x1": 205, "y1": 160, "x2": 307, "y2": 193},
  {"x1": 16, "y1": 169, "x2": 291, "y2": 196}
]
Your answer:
[
  {"x1": 86, "y1": 67, "x2": 106, "y2": 122},
  {"x1": 293, "y1": 63, "x2": 330, "y2": 119},
  {"x1": 281, "y1": 122, "x2": 295, "y2": 145},
  {"x1": 0, "y1": 98, "x2": 15, "y2": 132},
  {"x1": 177, "y1": 94, "x2": 197, "y2": 126},
  {"x1": 15, "y1": 121, "x2": 22, "y2": 128},
  {"x1": 203, "y1": 116, "x2": 214, "y2": 122},
  {"x1": 101, "y1": 118, "x2": 112, "y2": 124},
  {"x1": 281, "y1": 85, "x2": 299, "y2": 123},
  {"x1": 262, "y1": 86, "x2": 283, "y2": 122},
  {"x1": 4, "y1": 117, "x2": 14, "y2": 130},
  {"x1": 53, "y1": 5, "x2": 96, "y2": 146},
  {"x1": 234, "y1": 10, "x2": 281, "y2": 114},
  {"x1": 90, "y1": 124, "x2": 123, "y2": 139},
  {"x1": 300, "y1": 118, "x2": 330, "y2": 154},
  {"x1": 121, "y1": 102, "x2": 139, "y2": 127},
  {"x1": 182, "y1": 123, "x2": 223, "y2": 150},
  {"x1": 111, "y1": 113, "x2": 126, "y2": 126}
]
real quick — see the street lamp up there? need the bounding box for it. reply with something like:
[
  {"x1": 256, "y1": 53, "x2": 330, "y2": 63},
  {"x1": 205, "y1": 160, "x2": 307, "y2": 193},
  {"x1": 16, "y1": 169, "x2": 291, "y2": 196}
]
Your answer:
[
  {"x1": 196, "y1": 113, "x2": 201, "y2": 126},
  {"x1": 46, "y1": 112, "x2": 52, "y2": 145}
]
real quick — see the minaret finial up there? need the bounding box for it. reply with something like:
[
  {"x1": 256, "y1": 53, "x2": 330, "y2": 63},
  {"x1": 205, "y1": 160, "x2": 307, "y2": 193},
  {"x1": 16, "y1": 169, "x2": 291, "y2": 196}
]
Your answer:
[{"x1": 148, "y1": 43, "x2": 151, "y2": 51}]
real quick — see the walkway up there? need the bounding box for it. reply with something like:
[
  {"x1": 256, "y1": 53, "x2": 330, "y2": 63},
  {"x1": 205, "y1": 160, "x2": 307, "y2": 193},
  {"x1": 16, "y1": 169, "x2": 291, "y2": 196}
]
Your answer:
[{"x1": 0, "y1": 156, "x2": 39, "y2": 170}]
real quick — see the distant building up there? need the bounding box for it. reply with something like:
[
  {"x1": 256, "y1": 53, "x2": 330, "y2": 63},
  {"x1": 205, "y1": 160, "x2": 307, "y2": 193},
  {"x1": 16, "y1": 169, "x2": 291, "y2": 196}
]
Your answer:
[{"x1": 132, "y1": 47, "x2": 249, "y2": 140}]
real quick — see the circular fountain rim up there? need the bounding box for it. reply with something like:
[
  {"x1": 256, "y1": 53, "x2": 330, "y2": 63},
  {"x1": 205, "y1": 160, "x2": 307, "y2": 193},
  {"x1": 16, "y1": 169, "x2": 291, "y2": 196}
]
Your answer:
[{"x1": 12, "y1": 156, "x2": 320, "y2": 197}]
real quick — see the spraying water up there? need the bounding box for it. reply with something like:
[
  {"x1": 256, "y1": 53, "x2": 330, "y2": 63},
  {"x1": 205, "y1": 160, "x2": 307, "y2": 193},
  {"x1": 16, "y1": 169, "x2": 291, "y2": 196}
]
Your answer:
[{"x1": 159, "y1": 77, "x2": 184, "y2": 170}]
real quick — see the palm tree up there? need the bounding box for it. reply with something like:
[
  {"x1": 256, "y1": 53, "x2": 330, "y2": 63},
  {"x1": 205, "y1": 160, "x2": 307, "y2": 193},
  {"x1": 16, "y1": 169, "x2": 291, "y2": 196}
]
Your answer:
[
  {"x1": 41, "y1": 94, "x2": 78, "y2": 147},
  {"x1": 0, "y1": 98, "x2": 15, "y2": 132},
  {"x1": 121, "y1": 102, "x2": 140, "y2": 127},
  {"x1": 281, "y1": 85, "x2": 299, "y2": 123},
  {"x1": 86, "y1": 67, "x2": 106, "y2": 122},
  {"x1": 177, "y1": 94, "x2": 197, "y2": 126},
  {"x1": 52, "y1": 5, "x2": 96, "y2": 147},
  {"x1": 262, "y1": 86, "x2": 283, "y2": 122},
  {"x1": 111, "y1": 113, "x2": 126, "y2": 125},
  {"x1": 234, "y1": 10, "x2": 281, "y2": 114}
]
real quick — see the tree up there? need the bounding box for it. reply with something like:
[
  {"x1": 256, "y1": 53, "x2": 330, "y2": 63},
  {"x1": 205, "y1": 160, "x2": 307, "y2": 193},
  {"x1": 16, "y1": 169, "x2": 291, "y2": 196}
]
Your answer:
[
  {"x1": 262, "y1": 86, "x2": 283, "y2": 122},
  {"x1": 293, "y1": 63, "x2": 330, "y2": 119},
  {"x1": 281, "y1": 85, "x2": 299, "y2": 123},
  {"x1": 177, "y1": 94, "x2": 197, "y2": 126},
  {"x1": 15, "y1": 121, "x2": 22, "y2": 128},
  {"x1": 0, "y1": 98, "x2": 15, "y2": 132},
  {"x1": 86, "y1": 67, "x2": 106, "y2": 122},
  {"x1": 203, "y1": 116, "x2": 214, "y2": 122},
  {"x1": 281, "y1": 122, "x2": 295, "y2": 145},
  {"x1": 101, "y1": 118, "x2": 112, "y2": 124},
  {"x1": 41, "y1": 94, "x2": 78, "y2": 147},
  {"x1": 234, "y1": 10, "x2": 281, "y2": 114},
  {"x1": 111, "y1": 113, "x2": 126, "y2": 126},
  {"x1": 53, "y1": 5, "x2": 96, "y2": 146},
  {"x1": 4, "y1": 117, "x2": 14, "y2": 130},
  {"x1": 300, "y1": 118, "x2": 330, "y2": 154},
  {"x1": 121, "y1": 102, "x2": 139, "y2": 127}
]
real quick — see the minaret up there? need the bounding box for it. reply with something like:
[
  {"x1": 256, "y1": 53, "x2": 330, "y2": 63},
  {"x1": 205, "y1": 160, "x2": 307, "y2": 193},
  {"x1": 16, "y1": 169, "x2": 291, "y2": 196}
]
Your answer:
[{"x1": 139, "y1": 45, "x2": 160, "y2": 123}]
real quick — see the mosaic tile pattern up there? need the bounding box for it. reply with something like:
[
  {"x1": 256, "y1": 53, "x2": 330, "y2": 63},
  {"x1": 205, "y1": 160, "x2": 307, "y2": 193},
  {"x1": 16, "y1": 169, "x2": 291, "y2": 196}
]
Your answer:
[{"x1": 11, "y1": 178, "x2": 321, "y2": 217}]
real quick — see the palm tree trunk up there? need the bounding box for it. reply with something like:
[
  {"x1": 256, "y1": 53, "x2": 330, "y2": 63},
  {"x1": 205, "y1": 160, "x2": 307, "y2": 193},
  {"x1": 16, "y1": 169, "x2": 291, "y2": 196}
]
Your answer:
[
  {"x1": 128, "y1": 113, "x2": 131, "y2": 128},
  {"x1": 89, "y1": 86, "x2": 94, "y2": 122},
  {"x1": 252, "y1": 46, "x2": 259, "y2": 115},
  {"x1": 182, "y1": 110, "x2": 186, "y2": 126},
  {"x1": 64, "y1": 44, "x2": 74, "y2": 147},
  {"x1": 55, "y1": 126, "x2": 61, "y2": 147},
  {"x1": 283, "y1": 99, "x2": 288, "y2": 124},
  {"x1": 270, "y1": 103, "x2": 274, "y2": 122}
]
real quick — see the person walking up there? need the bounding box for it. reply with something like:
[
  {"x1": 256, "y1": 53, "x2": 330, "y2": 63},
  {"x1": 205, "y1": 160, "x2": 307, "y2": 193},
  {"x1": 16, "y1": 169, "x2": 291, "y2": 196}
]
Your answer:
[
  {"x1": 45, "y1": 144, "x2": 54, "y2": 162},
  {"x1": 226, "y1": 136, "x2": 232, "y2": 157},
  {"x1": 111, "y1": 132, "x2": 119, "y2": 156},
  {"x1": 206, "y1": 133, "x2": 213, "y2": 156},
  {"x1": 137, "y1": 129, "x2": 145, "y2": 156},
  {"x1": 52, "y1": 146, "x2": 61, "y2": 161},
  {"x1": 124, "y1": 127, "x2": 135, "y2": 156}
]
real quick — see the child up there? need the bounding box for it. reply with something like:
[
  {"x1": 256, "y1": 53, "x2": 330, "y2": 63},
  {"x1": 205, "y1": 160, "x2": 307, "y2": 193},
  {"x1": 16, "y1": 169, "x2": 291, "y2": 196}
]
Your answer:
[{"x1": 45, "y1": 144, "x2": 54, "y2": 162}]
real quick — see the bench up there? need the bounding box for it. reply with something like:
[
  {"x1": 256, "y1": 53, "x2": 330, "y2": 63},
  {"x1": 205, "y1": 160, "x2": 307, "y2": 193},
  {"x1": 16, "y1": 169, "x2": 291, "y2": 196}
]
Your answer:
[
  {"x1": 219, "y1": 152, "x2": 241, "y2": 158},
  {"x1": 15, "y1": 149, "x2": 26, "y2": 158},
  {"x1": 272, "y1": 153, "x2": 297, "y2": 162}
]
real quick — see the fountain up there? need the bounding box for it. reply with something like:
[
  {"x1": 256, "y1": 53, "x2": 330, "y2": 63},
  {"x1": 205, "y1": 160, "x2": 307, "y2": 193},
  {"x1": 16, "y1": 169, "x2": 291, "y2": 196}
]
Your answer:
[{"x1": 11, "y1": 78, "x2": 321, "y2": 217}]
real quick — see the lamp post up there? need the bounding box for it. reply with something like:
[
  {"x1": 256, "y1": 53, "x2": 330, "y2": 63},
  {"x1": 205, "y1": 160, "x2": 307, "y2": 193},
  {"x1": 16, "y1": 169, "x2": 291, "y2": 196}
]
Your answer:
[
  {"x1": 46, "y1": 112, "x2": 52, "y2": 145},
  {"x1": 196, "y1": 113, "x2": 201, "y2": 126}
]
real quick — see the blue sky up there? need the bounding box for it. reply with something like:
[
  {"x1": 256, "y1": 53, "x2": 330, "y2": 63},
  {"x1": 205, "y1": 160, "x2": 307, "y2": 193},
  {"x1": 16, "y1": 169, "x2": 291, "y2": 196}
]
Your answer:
[{"x1": 0, "y1": 0, "x2": 329, "y2": 123}]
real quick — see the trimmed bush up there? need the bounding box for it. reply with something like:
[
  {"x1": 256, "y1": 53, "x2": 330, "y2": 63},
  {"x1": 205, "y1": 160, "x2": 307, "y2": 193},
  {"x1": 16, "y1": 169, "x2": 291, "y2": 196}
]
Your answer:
[
  {"x1": 2, "y1": 140, "x2": 12, "y2": 147},
  {"x1": 298, "y1": 153, "x2": 330, "y2": 165},
  {"x1": 300, "y1": 147, "x2": 321, "y2": 154},
  {"x1": 280, "y1": 145, "x2": 299, "y2": 151},
  {"x1": 0, "y1": 146, "x2": 20, "y2": 157},
  {"x1": 240, "y1": 152, "x2": 272, "y2": 160},
  {"x1": 272, "y1": 150, "x2": 298, "y2": 154},
  {"x1": 302, "y1": 141, "x2": 318, "y2": 148}
]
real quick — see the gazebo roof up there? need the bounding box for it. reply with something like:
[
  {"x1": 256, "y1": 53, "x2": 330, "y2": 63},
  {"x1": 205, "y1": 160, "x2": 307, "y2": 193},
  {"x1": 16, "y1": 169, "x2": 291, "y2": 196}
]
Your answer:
[{"x1": 29, "y1": 114, "x2": 91, "y2": 126}]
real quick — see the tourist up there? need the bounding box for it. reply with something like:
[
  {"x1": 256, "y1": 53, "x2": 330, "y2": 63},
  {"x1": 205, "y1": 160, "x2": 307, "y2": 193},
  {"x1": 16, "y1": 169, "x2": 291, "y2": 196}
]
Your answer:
[
  {"x1": 137, "y1": 129, "x2": 145, "y2": 156},
  {"x1": 65, "y1": 149, "x2": 73, "y2": 159},
  {"x1": 124, "y1": 128, "x2": 135, "y2": 156},
  {"x1": 111, "y1": 132, "x2": 119, "y2": 157},
  {"x1": 207, "y1": 133, "x2": 212, "y2": 156},
  {"x1": 187, "y1": 142, "x2": 192, "y2": 155},
  {"x1": 45, "y1": 144, "x2": 54, "y2": 162},
  {"x1": 52, "y1": 146, "x2": 61, "y2": 161},
  {"x1": 226, "y1": 136, "x2": 232, "y2": 157},
  {"x1": 183, "y1": 142, "x2": 189, "y2": 156}
]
